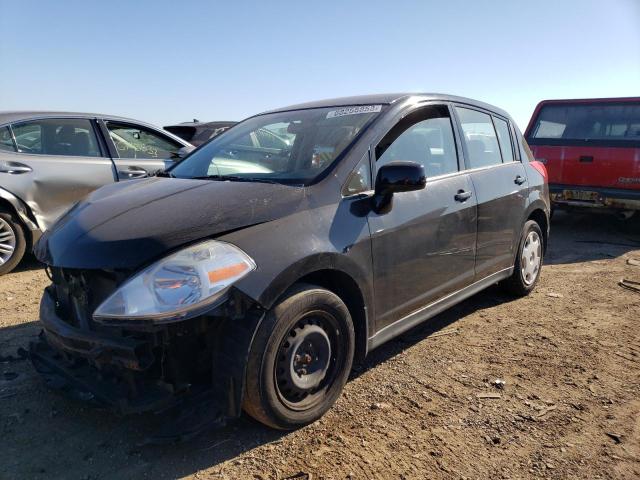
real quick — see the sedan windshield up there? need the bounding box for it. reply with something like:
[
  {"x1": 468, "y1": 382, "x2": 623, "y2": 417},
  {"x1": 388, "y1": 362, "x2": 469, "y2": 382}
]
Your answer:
[{"x1": 169, "y1": 106, "x2": 383, "y2": 184}]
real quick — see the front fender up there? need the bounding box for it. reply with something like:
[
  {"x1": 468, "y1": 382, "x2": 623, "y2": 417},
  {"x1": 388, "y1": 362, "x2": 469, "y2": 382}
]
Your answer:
[{"x1": 251, "y1": 252, "x2": 372, "y2": 311}]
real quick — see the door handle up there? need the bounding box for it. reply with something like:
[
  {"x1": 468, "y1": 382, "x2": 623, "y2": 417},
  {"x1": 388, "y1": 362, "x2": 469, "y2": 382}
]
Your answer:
[
  {"x1": 0, "y1": 161, "x2": 32, "y2": 174},
  {"x1": 514, "y1": 175, "x2": 526, "y2": 185},
  {"x1": 118, "y1": 166, "x2": 148, "y2": 179},
  {"x1": 454, "y1": 190, "x2": 472, "y2": 202}
]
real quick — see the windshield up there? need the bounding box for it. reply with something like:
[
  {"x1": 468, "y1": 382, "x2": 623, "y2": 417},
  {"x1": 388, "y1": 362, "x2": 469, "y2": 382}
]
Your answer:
[
  {"x1": 529, "y1": 102, "x2": 640, "y2": 144},
  {"x1": 169, "y1": 105, "x2": 383, "y2": 184}
]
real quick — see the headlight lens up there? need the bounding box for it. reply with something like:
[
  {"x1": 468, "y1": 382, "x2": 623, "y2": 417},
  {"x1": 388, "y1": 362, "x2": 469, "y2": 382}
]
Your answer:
[{"x1": 93, "y1": 240, "x2": 255, "y2": 324}]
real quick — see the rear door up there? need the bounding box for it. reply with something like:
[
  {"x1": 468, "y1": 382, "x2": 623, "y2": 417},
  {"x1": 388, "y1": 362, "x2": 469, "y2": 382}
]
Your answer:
[
  {"x1": 368, "y1": 104, "x2": 478, "y2": 330},
  {"x1": 526, "y1": 100, "x2": 640, "y2": 192},
  {"x1": 100, "y1": 120, "x2": 185, "y2": 179},
  {"x1": 453, "y1": 106, "x2": 528, "y2": 279},
  {"x1": 2, "y1": 118, "x2": 116, "y2": 230}
]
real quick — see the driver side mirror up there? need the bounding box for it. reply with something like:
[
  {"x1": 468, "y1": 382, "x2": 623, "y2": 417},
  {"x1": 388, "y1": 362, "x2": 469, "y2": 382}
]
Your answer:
[{"x1": 373, "y1": 161, "x2": 426, "y2": 213}]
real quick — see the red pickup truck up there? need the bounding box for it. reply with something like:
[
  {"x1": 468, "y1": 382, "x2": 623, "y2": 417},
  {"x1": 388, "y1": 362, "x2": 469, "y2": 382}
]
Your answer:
[{"x1": 525, "y1": 97, "x2": 640, "y2": 219}]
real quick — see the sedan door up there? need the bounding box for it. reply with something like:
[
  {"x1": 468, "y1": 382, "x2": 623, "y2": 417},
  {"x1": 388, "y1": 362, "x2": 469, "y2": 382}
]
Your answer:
[
  {"x1": 1, "y1": 118, "x2": 116, "y2": 230},
  {"x1": 368, "y1": 104, "x2": 478, "y2": 331},
  {"x1": 453, "y1": 106, "x2": 528, "y2": 279},
  {"x1": 100, "y1": 120, "x2": 186, "y2": 179}
]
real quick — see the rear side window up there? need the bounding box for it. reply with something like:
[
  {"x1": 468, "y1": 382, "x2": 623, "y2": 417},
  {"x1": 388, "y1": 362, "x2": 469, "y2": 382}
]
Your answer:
[
  {"x1": 106, "y1": 123, "x2": 183, "y2": 159},
  {"x1": 493, "y1": 117, "x2": 515, "y2": 162},
  {"x1": 0, "y1": 127, "x2": 15, "y2": 152},
  {"x1": 456, "y1": 107, "x2": 502, "y2": 168},
  {"x1": 529, "y1": 102, "x2": 640, "y2": 145},
  {"x1": 376, "y1": 105, "x2": 459, "y2": 177},
  {"x1": 11, "y1": 119, "x2": 100, "y2": 157}
]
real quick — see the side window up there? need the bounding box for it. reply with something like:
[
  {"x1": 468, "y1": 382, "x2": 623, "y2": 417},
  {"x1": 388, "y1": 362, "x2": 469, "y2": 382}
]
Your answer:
[
  {"x1": 456, "y1": 107, "x2": 502, "y2": 168},
  {"x1": 493, "y1": 117, "x2": 515, "y2": 162},
  {"x1": 376, "y1": 105, "x2": 459, "y2": 177},
  {"x1": 106, "y1": 123, "x2": 182, "y2": 159},
  {"x1": 11, "y1": 119, "x2": 100, "y2": 157},
  {"x1": 255, "y1": 128, "x2": 290, "y2": 149},
  {"x1": 0, "y1": 127, "x2": 16, "y2": 152},
  {"x1": 342, "y1": 152, "x2": 372, "y2": 196}
]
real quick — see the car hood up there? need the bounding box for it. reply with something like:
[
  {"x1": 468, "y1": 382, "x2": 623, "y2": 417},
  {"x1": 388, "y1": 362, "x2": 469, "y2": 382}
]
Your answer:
[{"x1": 35, "y1": 177, "x2": 308, "y2": 270}]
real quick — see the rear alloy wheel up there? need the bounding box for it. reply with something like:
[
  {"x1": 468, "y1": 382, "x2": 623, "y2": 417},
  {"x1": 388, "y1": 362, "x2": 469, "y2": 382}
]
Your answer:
[
  {"x1": 0, "y1": 212, "x2": 26, "y2": 275},
  {"x1": 243, "y1": 284, "x2": 354, "y2": 430},
  {"x1": 502, "y1": 220, "x2": 544, "y2": 296},
  {"x1": 520, "y1": 230, "x2": 542, "y2": 286}
]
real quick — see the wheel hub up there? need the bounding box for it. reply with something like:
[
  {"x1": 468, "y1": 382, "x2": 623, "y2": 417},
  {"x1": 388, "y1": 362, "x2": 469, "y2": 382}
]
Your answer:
[
  {"x1": 276, "y1": 320, "x2": 333, "y2": 405},
  {"x1": 0, "y1": 218, "x2": 16, "y2": 266}
]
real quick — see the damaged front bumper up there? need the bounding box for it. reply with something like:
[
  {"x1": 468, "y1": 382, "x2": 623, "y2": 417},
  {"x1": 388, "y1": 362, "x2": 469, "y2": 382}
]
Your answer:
[{"x1": 30, "y1": 285, "x2": 265, "y2": 436}]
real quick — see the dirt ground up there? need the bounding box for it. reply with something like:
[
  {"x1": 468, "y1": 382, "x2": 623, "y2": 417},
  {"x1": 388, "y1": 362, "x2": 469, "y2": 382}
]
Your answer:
[{"x1": 1, "y1": 211, "x2": 639, "y2": 480}]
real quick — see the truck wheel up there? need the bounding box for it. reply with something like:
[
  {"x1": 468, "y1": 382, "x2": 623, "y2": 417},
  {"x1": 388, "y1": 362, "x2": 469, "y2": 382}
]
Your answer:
[
  {"x1": 0, "y1": 210, "x2": 26, "y2": 275},
  {"x1": 502, "y1": 220, "x2": 543, "y2": 297},
  {"x1": 243, "y1": 284, "x2": 355, "y2": 430}
]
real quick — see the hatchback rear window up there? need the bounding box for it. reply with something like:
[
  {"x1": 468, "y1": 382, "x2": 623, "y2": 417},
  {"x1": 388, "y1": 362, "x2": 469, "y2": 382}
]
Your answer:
[{"x1": 528, "y1": 102, "x2": 640, "y2": 146}]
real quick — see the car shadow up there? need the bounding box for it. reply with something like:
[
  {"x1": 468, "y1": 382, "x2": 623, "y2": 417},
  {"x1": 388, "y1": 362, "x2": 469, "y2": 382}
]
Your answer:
[{"x1": 545, "y1": 210, "x2": 640, "y2": 265}]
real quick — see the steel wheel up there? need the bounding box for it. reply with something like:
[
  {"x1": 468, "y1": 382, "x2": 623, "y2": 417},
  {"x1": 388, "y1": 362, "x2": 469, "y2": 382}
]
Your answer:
[
  {"x1": 0, "y1": 217, "x2": 17, "y2": 267},
  {"x1": 275, "y1": 311, "x2": 339, "y2": 411},
  {"x1": 520, "y1": 230, "x2": 541, "y2": 285}
]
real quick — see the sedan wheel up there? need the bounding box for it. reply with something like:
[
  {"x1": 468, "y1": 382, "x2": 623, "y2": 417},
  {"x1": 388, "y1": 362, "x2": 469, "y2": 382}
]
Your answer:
[
  {"x1": 0, "y1": 217, "x2": 17, "y2": 266},
  {"x1": 0, "y1": 211, "x2": 26, "y2": 275}
]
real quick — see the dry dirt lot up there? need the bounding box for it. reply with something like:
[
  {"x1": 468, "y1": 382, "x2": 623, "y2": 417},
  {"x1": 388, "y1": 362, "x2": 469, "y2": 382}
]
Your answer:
[{"x1": 1, "y1": 212, "x2": 639, "y2": 480}]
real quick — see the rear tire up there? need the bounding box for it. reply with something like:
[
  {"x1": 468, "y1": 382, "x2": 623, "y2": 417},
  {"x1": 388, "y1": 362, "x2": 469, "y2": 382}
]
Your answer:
[
  {"x1": 0, "y1": 210, "x2": 27, "y2": 275},
  {"x1": 243, "y1": 283, "x2": 355, "y2": 430},
  {"x1": 502, "y1": 220, "x2": 544, "y2": 297}
]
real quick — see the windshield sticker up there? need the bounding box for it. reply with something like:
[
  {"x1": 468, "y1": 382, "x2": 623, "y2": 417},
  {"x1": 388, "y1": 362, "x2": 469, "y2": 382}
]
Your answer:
[{"x1": 326, "y1": 105, "x2": 382, "y2": 119}]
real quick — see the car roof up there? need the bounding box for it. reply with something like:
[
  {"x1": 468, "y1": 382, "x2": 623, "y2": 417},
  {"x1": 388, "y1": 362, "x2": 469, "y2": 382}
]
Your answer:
[
  {"x1": 0, "y1": 110, "x2": 158, "y2": 127},
  {"x1": 260, "y1": 93, "x2": 513, "y2": 119}
]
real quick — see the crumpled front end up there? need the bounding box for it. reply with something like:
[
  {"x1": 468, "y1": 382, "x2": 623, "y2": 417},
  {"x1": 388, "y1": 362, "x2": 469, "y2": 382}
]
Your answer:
[{"x1": 30, "y1": 266, "x2": 264, "y2": 437}]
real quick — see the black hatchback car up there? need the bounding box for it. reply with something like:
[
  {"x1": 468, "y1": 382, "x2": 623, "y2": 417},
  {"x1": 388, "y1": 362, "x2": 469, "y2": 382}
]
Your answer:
[{"x1": 31, "y1": 94, "x2": 550, "y2": 432}]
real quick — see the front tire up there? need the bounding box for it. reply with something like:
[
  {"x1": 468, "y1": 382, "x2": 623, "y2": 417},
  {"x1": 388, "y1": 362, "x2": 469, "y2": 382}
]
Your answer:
[
  {"x1": 0, "y1": 210, "x2": 27, "y2": 275},
  {"x1": 243, "y1": 284, "x2": 355, "y2": 430},
  {"x1": 502, "y1": 220, "x2": 544, "y2": 296}
]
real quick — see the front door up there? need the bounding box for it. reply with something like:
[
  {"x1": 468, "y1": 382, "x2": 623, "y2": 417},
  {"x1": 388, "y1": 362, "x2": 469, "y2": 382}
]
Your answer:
[
  {"x1": 368, "y1": 104, "x2": 478, "y2": 330},
  {"x1": 101, "y1": 120, "x2": 184, "y2": 179},
  {"x1": 4, "y1": 118, "x2": 115, "y2": 230},
  {"x1": 454, "y1": 106, "x2": 528, "y2": 278}
]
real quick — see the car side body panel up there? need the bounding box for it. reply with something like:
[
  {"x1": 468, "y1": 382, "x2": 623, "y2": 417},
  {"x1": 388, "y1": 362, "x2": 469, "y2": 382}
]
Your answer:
[{"x1": 0, "y1": 112, "x2": 192, "y2": 234}]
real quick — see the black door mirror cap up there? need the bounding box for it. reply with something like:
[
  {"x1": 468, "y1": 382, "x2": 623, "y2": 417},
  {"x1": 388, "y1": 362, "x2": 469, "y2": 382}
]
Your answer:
[
  {"x1": 373, "y1": 161, "x2": 426, "y2": 213},
  {"x1": 375, "y1": 161, "x2": 426, "y2": 195}
]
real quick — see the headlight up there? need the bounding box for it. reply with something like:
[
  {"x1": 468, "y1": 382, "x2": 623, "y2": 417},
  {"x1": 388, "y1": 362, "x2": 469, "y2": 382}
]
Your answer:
[{"x1": 93, "y1": 240, "x2": 255, "y2": 324}]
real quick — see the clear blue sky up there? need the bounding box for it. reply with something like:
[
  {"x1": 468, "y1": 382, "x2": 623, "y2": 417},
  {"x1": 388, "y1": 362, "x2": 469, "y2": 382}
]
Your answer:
[{"x1": 1, "y1": 0, "x2": 638, "y2": 130}]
